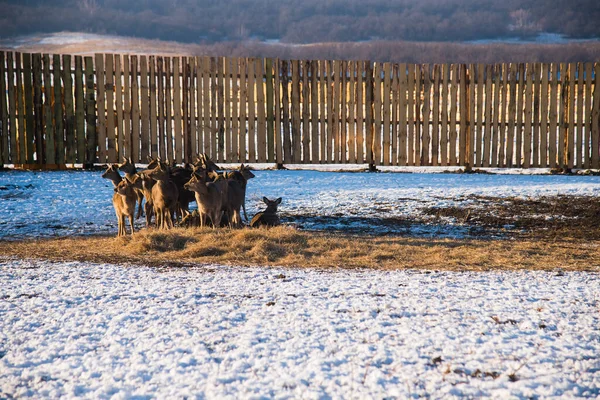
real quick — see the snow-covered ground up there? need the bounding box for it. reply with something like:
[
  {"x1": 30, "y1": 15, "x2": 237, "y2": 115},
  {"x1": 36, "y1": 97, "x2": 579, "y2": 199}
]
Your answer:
[
  {"x1": 0, "y1": 260, "x2": 598, "y2": 398},
  {"x1": 0, "y1": 169, "x2": 599, "y2": 239}
]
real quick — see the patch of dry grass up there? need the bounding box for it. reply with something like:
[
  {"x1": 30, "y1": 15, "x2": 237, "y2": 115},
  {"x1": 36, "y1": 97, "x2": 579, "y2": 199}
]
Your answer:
[{"x1": 1, "y1": 226, "x2": 599, "y2": 271}]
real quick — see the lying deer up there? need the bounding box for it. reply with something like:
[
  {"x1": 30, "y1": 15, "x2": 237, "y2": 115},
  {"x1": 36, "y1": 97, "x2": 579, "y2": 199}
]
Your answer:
[
  {"x1": 183, "y1": 173, "x2": 226, "y2": 228},
  {"x1": 148, "y1": 163, "x2": 179, "y2": 230},
  {"x1": 250, "y1": 197, "x2": 282, "y2": 228},
  {"x1": 113, "y1": 178, "x2": 137, "y2": 236}
]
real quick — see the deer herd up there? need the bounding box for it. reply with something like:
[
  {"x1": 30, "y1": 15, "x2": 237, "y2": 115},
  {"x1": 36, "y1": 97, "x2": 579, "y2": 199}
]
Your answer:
[{"x1": 102, "y1": 155, "x2": 282, "y2": 236}]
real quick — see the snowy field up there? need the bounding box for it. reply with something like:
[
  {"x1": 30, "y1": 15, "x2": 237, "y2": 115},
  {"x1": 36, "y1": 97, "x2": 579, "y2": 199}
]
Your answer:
[
  {"x1": 1, "y1": 260, "x2": 599, "y2": 398},
  {"x1": 1, "y1": 169, "x2": 599, "y2": 239}
]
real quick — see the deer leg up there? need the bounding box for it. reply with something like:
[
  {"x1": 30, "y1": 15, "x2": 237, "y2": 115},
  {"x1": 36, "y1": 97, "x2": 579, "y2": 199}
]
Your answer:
[
  {"x1": 145, "y1": 202, "x2": 153, "y2": 228},
  {"x1": 119, "y1": 214, "x2": 126, "y2": 236},
  {"x1": 129, "y1": 214, "x2": 135, "y2": 235},
  {"x1": 136, "y1": 192, "x2": 144, "y2": 219}
]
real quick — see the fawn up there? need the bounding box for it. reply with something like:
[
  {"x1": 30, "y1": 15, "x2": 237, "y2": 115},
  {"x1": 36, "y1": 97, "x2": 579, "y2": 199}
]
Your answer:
[{"x1": 250, "y1": 197, "x2": 282, "y2": 228}]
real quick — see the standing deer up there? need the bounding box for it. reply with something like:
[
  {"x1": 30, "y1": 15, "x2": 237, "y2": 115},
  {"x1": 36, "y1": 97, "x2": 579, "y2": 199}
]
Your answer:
[
  {"x1": 148, "y1": 163, "x2": 179, "y2": 230},
  {"x1": 222, "y1": 164, "x2": 255, "y2": 227},
  {"x1": 183, "y1": 173, "x2": 226, "y2": 228},
  {"x1": 101, "y1": 164, "x2": 122, "y2": 187},
  {"x1": 250, "y1": 197, "x2": 282, "y2": 228},
  {"x1": 113, "y1": 179, "x2": 137, "y2": 236},
  {"x1": 118, "y1": 157, "x2": 145, "y2": 219}
]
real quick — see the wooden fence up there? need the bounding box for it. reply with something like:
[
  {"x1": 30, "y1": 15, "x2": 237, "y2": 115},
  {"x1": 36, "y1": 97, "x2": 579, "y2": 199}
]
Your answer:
[{"x1": 0, "y1": 51, "x2": 599, "y2": 169}]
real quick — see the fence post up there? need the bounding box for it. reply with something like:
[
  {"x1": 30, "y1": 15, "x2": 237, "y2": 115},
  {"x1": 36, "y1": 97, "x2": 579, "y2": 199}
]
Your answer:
[
  {"x1": 84, "y1": 56, "x2": 96, "y2": 167},
  {"x1": 265, "y1": 58, "x2": 274, "y2": 163},
  {"x1": 365, "y1": 61, "x2": 375, "y2": 170}
]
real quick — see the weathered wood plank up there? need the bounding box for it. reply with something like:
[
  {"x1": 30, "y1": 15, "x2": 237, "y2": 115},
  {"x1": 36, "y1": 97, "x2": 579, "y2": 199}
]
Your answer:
[
  {"x1": 482, "y1": 65, "x2": 492, "y2": 167},
  {"x1": 33, "y1": 54, "x2": 43, "y2": 164},
  {"x1": 122, "y1": 55, "x2": 131, "y2": 159},
  {"x1": 172, "y1": 57, "x2": 183, "y2": 163},
  {"x1": 156, "y1": 56, "x2": 164, "y2": 160},
  {"x1": 499, "y1": 64, "x2": 508, "y2": 166},
  {"x1": 224, "y1": 57, "x2": 232, "y2": 161},
  {"x1": 301, "y1": 60, "x2": 311, "y2": 163},
  {"x1": 340, "y1": 60, "x2": 348, "y2": 163},
  {"x1": 105, "y1": 54, "x2": 116, "y2": 163},
  {"x1": 592, "y1": 63, "x2": 600, "y2": 169},
  {"x1": 459, "y1": 64, "x2": 468, "y2": 166},
  {"x1": 516, "y1": 64, "x2": 525, "y2": 167},
  {"x1": 355, "y1": 61, "x2": 364, "y2": 163},
  {"x1": 114, "y1": 55, "x2": 124, "y2": 162},
  {"x1": 399, "y1": 63, "x2": 408, "y2": 166},
  {"x1": 558, "y1": 63, "x2": 567, "y2": 167},
  {"x1": 421, "y1": 64, "x2": 431, "y2": 165},
  {"x1": 51, "y1": 54, "x2": 63, "y2": 164},
  {"x1": 523, "y1": 63, "x2": 533, "y2": 168},
  {"x1": 0, "y1": 52, "x2": 7, "y2": 164},
  {"x1": 274, "y1": 59, "x2": 282, "y2": 164},
  {"x1": 540, "y1": 63, "x2": 549, "y2": 168},
  {"x1": 256, "y1": 58, "x2": 267, "y2": 163},
  {"x1": 474, "y1": 64, "x2": 484, "y2": 166},
  {"x1": 407, "y1": 64, "x2": 415, "y2": 165},
  {"x1": 567, "y1": 63, "x2": 576, "y2": 169},
  {"x1": 139, "y1": 56, "x2": 150, "y2": 162},
  {"x1": 84, "y1": 56, "x2": 96, "y2": 165},
  {"x1": 331, "y1": 60, "x2": 340, "y2": 163},
  {"x1": 182, "y1": 57, "x2": 190, "y2": 161},
  {"x1": 433, "y1": 64, "x2": 441, "y2": 166},
  {"x1": 532, "y1": 63, "x2": 541, "y2": 167},
  {"x1": 467, "y1": 64, "x2": 475, "y2": 167},
  {"x1": 130, "y1": 56, "x2": 140, "y2": 162},
  {"x1": 42, "y1": 54, "x2": 54, "y2": 165},
  {"x1": 382, "y1": 62, "x2": 391, "y2": 165},
  {"x1": 149, "y1": 56, "x2": 158, "y2": 159},
  {"x1": 7, "y1": 53, "x2": 18, "y2": 163},
  {"x1": 194, "y1": 57, "x2": 203, "y2": 160},
  {"x1": 373, "y1": 62, "x2": 382, "y2": 165},
  {"x1": 94, "y1": 54, "x2": 105, "y2": 164},
  {"x1": 491, "y1": 64, "x2": 501, "y2": 167},
  {"x1": 391, "y1": 64, "x2": 399, "y2": 166},
  {"x1": 576, "y1": 63, "x2": 584, "y2": 168},
  {"x1": 201, "y1": 57, "x2": 211, "y2": 157},
  {"x1": 247, "y1": 58, "x2": 256, "y2": 162},
  {"x1": 217, "y1": 57, "x2": 225, "y2": 162},
  {"x1": 365, "y1": 61, "x2": 374, "y2": 165},
  {"x1": 507, "y1": 63, "x2": 517, "y2": 167},
  {"x1": 584, "y1": 62, "x2": 593, "y2": 169},
  {"x1": 449, "y1": 64, "x2": 458, "y2": 166},
  {"x1": 281, "y1": 60, "x2": 291, "y2": 163},
  {"x1": 74, "y1": 56, "x2": 85, "y2": 163},
  {"x1": 16, "y1": 53, "x2": 28, "y2": 163},
  {"x1": 62, "y1": 54, "x2": 75, "y2": 164},
  {"x1": 548, "y1": 63, "x2": 558, "y2": 168},
  {"x1": 266, "y1": 58, "x2": 275, "y2": 163},
  {"x1": 325, "y1": 61, "x2": 334, "y2": 162},
  {"x1": 311, "y1": 60, "x2": 320, "y2": 163}
]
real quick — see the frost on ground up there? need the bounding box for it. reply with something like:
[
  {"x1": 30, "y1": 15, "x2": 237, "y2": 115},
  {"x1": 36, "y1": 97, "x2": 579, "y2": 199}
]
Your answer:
[
  {"x1": 1, "y1": 169, "x2": 599, "y2": 239},
  {"x1": 1, "y1": 260, "x2": 599, "y2": 398}
]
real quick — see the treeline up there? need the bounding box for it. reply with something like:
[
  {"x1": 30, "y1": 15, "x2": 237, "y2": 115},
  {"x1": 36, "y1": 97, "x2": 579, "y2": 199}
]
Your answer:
[{"x1": 1, "y1": 0, "x2": 599, "y2": 44}]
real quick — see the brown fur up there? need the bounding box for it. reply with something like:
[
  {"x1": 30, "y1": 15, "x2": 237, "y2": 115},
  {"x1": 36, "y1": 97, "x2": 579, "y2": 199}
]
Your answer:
[
  {"x1": 113, "y1": 179, "x2": 137, "y2": 236},
  {"x1": 250, "y1": 197, "x2": 282, "y2": 228},
  {"x1": 183, "y1": 173, "x2": 226, "y2": 228},
  {"x1": 222, "y1": 164, "x2": 255, "y2": 227},
  {"x1": 148, "y1": 163, "x2": 179, "y2": 230},
  {"x1": 118, "y1": 157, "x2": 145, "y2": 219}
]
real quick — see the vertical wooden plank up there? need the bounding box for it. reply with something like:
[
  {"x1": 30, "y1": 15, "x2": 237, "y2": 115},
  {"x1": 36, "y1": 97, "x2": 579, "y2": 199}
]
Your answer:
[
  {"x1": 50, "y1": 54, "x2": 63, "y2": 164},
  {"x1": 576, "y1": 63, "x2": 584, "y2": 168},
  {"x1": 256, "y1": 58, "x2": 267, "y2": 163},
  {"x1": 301, "y1": 60, "x2": 311, "y2": 163},
  {"x1": 440, "y1": 64, "x2": 450, "y2": 166},
  {"x1": 210, "y1": 57, "x2": 217, "y2": 160},
  {"x1": 459, "y1": 64, "x2": 468, "y2": 166},
  {"x1": 84, "y1": 56, "x2": 96, "y2": 165},
  {"x1": 355, "y1": 61, "x2": 364, "y2": 164},
  {"x1": 340, "y1": 60, "x2": 347, "y2": 163},
  {"x1": 182, "y1": 57, "x2": 190, "y2": 162},
  {"x1": 122, "y1": 55, "x2": 131, "y2": 159},
  {"x1": 482, "y1": 65, "x2": 492, "y2": 167},
  {"x1": 548, "y1": 63, "x2": 558, "y2": 168},
  {"x1": 74, "y1": 56, "x2": 85, "y2": 163},
  {"x1": 592, "y1": 63, "x2": 600, "y2": 169},
  {"x1": 399, "y1": 63, "x2": 408, "y2": 166},
  {"x1": 290, "y1": 59, "x2": 301, "y2": 162},
  {"x1": 105, "y1": 54, "x2": 116, "y2": 163},
  {"x1": 523, "y1": 64, "x2": 533, "y2": 168},
  {"x1": 16, "y1": 53, "x2": 27, "y2": 163},
  {"x1": 149, "y1": 56, "x2": 158, "y2": 159},
  {"x1": 531, "y1": 63, "x2": 540, "y2": 167},
  {"x1": 567, "y1": 63, "x2": 576, "y2": 169},
  {"x1": 130, "y1": 56, "x2": 140, "y2": 162},
  {"x1": 201, "y1": 57, "x2": 211, "y2": 157},
  {"x1": 540, "y1": 63, "x2": 549, "y2": 168},
  {"x1": 139, "y1": 56, "x2": 150, "y2": 162},
  {"x1": 311, "y1": 60, "x2": 320, "y2": 163},
  {"x1": 433, "y1": 64, "x2": 441, "y2": 166},
  {"x1": 266, "y1": 58, "x2": 275, "y2": 163},
  {"x1": 331, "y1": 60, "x2": 340, "y2": 163},
  {"x1": 421, "y1": 64, "x2": 431, "y2": 165},
  {"x1": 507, "y1": 63, "x2": 517, "y2": 167},
  {"x1": 498, "y1": 64, "x2": 508, "y2": 166},
  {"x1": 217, "y1": 57, "x2": 225, "y2": 162},
  {"x1": 382, "y1": 62, "x2": 391, "y2": 165},
  {"x1": 172, "y1": 57, "x2": 182, "y2": 163},
  {"x1": 328, "y1": 60, "x2": 337, "y2": 163},
  {"x1": 247, "y1": 58, "x2": 256, "y2": 162},
  {"x1": 42, "y1": 54, "x2": 54, "y2": 165},
  {"x1": 224, "y1": 57, "x2": 232, "y2": 161},
  {"x1": 516, "y1": 64, "x2": 525, "y2": 167},
  {"x1": 448, "y1": 64, "x2": 458, "y2": 165},
  {"x1": 157, "y1": 56, "x2": 165, "y2": 160},
  {"x1": 94, "y1": 54, "x2": 105, "y2": 164},
  {"x1": 558, "y1": 63, "x2": 567, "y2": 167},
  {"x1": 32, "y1": 54, "x2": 43, "y2": 164},
  {"x1": 281, "y1": 60, "x2": 291, "y2": 163},
  {"x1": 324, "y1": 61, "x2": 333, "y2": 162},
  {"x1": 274, "y1": 59, "x2": 281, "y2": 164},
  {"x1": 113, "y1": 55, "x2": 124, "y2": 162},
  {"x1": 490, "y1": 64, "x2": 500, "y2": 167},
  {"x1": 7, "y1": 53, "x2": 18, "y2": 163},
  {"x1": 238, "y1": 58, "x2": 247, "y2": 161},
  {"x1": 414, "y1": 64, "x2": 422, "y2": 166},
  {"x1": 407, "y1": 64, "x2": 415, "y2": 165},
  {"x1": 62, "y1": 54, "x2": 75, "y2": 164},
  {"x1": 584, "y1": 63, "x2": 593, "y2": 169},
  {"x1": 475, "y1": 64, "x2": 484, "y2": 166},
  {"x1": 0, "y1": 52, "x2": 7, "y2": 164},
  {"x1": 364, "y1": 61, "x2": 373, "y2": 165},
  {"x1": 466, "y1": 64, "x2": 475, "y2": 167},
  {"x1": 391, "y1": 64, "x2": 399, "y2": 166},
  {"x1": 373, "y1": 62, "x2": 382, "y2": 165},
  {"x1": 194, "y1": 57, "x2": 203, "y2": 160}
]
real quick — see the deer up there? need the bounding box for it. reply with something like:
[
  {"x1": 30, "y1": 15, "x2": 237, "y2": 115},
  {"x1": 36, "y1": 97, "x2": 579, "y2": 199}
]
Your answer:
[
  {"x1": 147, "y1": 162, "x2": 179, "y2": 230},
  {"x1": 113, "y1": 178, "x2": 138, "y2": 236},
  {"x1": 250, "y1": 197, "x2": 282, "y2": 228},
  {"x1": 118, "y1": 157, "x2": 145, "y2": 219},
  {"x1": 183, "y1": 173, "x2": 226, "y2": 228},
  {"x1": 138, "y1": 172, "x2": 155, "y2": 227},
  {"x1": 222, "y1": 164, "x2": 255, "y2": 227},
  {"x1": 101, "y1": 164, "x2": 123, "y2": 188}
]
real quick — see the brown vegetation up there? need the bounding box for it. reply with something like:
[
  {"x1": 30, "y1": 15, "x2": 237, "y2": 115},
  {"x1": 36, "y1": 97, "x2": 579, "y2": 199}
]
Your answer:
[{"x1": 0, "y1": 226, "x2": 598, "y2": 272}]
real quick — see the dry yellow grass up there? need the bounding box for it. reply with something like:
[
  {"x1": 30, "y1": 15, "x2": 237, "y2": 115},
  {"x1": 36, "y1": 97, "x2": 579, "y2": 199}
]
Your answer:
[{"x1": 1, "y1": 226, "x2": 599, "y2": 271}]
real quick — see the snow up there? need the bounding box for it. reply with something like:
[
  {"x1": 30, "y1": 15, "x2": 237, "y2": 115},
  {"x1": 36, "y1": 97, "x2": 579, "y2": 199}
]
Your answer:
[
  {"x1": 0, "y1": 169, "x2": 599, "y2": 239},
  {"x1": 0, "y1": 260, "x2": 598, "y2": 398}
]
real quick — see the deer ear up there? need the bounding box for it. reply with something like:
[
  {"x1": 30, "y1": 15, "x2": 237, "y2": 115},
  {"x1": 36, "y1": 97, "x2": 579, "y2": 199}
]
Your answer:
[
  {"x1": 263, "y1": 196, "x2": 269, "y2": 204},
  {"x1": 276, "y1": 197, "x2": 282, "y2": 205}
]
